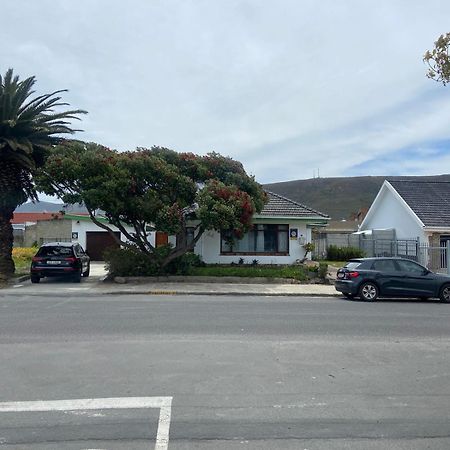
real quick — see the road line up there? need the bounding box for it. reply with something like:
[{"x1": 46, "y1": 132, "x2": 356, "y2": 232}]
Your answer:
[
  {"x1": 0, "y1": 396, "x2": 173, "y2": 450},
  {"x1": 155, "y1": 399, "x2": 172, "y2": 450}
]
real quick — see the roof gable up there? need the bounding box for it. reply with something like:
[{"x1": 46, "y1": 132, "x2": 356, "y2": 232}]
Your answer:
[
  {"x1": 387, "y1": 178, "x2": 450, "y2": 227},
  {"x1": 258, "y1": 191, "x2": 329, "y2": 219}
]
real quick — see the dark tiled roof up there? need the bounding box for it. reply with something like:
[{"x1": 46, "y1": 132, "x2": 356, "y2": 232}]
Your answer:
[
  {"x1": 259, "y1": 191, "x2": 329, "y2": 219},
  {"x1": 387, "y1": 179, "x2": 450, "y2": 227}
]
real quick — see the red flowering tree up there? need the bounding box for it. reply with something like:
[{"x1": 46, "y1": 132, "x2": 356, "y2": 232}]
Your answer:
[{"x1": 36, "y1": 141, "x2": 266, "y2": 269}]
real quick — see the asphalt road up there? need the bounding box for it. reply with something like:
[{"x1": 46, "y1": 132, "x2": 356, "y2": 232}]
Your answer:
[{"x1": 1, "y1": 290, "x2": 450, "y2": 449}]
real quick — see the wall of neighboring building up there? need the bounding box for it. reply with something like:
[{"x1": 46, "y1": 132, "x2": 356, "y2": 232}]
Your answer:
[
  {"x1": 24, "y1": 219, "x2": 71, "y2": 246},
  {"x1": 194, "y1": 220, "x2": 311, "y2": 265},
  {"x1": 361, "y1": 186, "x2": 425, "y2": 242}
]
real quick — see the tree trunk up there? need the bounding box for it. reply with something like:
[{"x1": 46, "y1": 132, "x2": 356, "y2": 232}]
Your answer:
[
  {"x1": 0, "y1": 206, "x2": 15, "y2": 279},
  {"x1": 0, "y1": 161, "x2": 28, "y2": 280}
]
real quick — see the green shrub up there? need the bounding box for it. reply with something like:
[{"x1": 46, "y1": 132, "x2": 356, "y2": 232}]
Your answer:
[
  {"x1": 104, "y1": 246, "x2": 160, "y2": 277},
  {"x1": 190, "y1": 264, "x2": 309, "y2": 281},
  {"x1": 326, "y1": 245, "x2": 365, "y2": 261},
  {"x1": 104, "y1": 246, "x2": 205, "y2": 277},
  {"x1": 166, "y1": 252, "x2": 205, "y2": 275}
]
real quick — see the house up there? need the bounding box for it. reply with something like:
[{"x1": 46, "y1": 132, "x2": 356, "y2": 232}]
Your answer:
[
  {"x1": 14, "y1": 192, "x2": 329, "y2": 264},
  {"x1": 192, "y1": 191, "x2": 329, "y2": 264},
  {"x1": 359, "y1": 178, "x2": 450, "y2": 271},
  {"x1": 360, "y1": 178, "x2": 450, "y2": 247}
]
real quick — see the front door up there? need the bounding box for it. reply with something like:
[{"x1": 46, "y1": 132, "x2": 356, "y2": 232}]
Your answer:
[
  {"x1": 155, "y1": 232, "x2": 169, "y2": 247},
  {"x1": 86, "y1": 231, "x2": 120, "y2": 261}
]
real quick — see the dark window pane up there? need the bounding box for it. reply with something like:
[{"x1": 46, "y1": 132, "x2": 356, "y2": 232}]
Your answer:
[
  {"x1": 37, "y1": 246, "x2": 74, "y2": 257},
  {"x1": 397, "y1": 259, "x2": 424, "y2": 274}
]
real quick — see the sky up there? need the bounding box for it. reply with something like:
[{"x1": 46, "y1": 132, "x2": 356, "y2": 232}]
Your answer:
[{"x1": 2, "y1": 0, "x2": 450, "y2": 193}]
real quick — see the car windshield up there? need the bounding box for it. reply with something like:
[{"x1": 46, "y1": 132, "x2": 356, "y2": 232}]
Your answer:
[{"x1": 37, "y1": 246, "x2": 74, "y2": 257}]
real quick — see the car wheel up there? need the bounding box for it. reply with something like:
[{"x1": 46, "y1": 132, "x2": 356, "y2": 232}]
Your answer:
[
  {"x1": 359, "y1": 282, "x2": 379, "y2": 301},
  {"x1": 343, "y1": 293, "x2": 354, "y2": 300},
  {"x1": 30, "y1": 276, "x2": 40, "y2": 284},
  {"x1": 83, "y1": 265, "x2": 90, "y2": 278},
  {"x1": 73, "y1": 271, "x2": 82, "y2": 283},
  {"x1": 439, "y1": 284, "x2": 450, "y2": 303}
]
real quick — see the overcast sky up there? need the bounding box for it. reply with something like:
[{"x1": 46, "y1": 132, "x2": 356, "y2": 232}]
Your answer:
[{"x1": 2, "y1": 0, "x2": 450, "y2": 187}]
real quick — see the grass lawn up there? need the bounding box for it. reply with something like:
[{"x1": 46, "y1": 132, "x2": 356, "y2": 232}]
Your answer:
[{"x1": 190, "y1": 265, "x2": 310, "y2": 281}]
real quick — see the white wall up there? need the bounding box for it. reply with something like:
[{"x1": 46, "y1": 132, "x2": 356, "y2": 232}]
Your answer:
[
  {"x1": 362, "y1": 187, "x2": 425, "y2": 242},
  {"x1": 194, "y1": 221, "x2": 312, "y2": 264}
]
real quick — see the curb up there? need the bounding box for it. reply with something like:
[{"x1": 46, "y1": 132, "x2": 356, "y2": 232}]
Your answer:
[
  {"x1": 16, "y1": 275, "x2": 30, "y2": 283},
  {"x1": 0, "y1": 289, "x2": 340, "y2": 298},
  {"x1": 112, "y1": 291, "x2": 342, "y2": 297}
]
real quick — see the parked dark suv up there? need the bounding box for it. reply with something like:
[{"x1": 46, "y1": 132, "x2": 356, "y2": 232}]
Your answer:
[
  {"x1": 335, "y1": 257, "x2": 450, "y2": 302},
  {"x1": 30, "y1": 242, "x2": 90, "y2": 283}
]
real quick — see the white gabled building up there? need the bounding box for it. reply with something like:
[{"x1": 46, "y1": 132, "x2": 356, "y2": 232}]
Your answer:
[{"x1": 360, "y1": 178, "x2": 450, "y2": 249}]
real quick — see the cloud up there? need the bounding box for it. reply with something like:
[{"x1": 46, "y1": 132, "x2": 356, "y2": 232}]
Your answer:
[{"x1": 2, "y1": 0, "x2": 450, "y2": 186}]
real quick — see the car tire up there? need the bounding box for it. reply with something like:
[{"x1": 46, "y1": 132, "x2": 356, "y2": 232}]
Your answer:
[
  {"x1": 343, "y1": 293, "x2": 354, "y2": 300},
  {"x1": 30, "y1": 276, "x2": 40, "y2": 284},
  {"x1": 83, "y1": 265, "x2": 90, "y2": 278},
  {"x1": 359, "y1": 282, "x2": 379, "y2": 301},
  {"x1": 73, "y1": 271, "x2": 82, "y2": 283},
  {"x1": 439, "y1": 284, "x2": 450, "y2": 303}
]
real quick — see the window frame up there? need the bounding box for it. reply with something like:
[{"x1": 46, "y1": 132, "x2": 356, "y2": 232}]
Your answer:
[{"x1": 220, "y1": 224, "x2": 290, "y2": 256}]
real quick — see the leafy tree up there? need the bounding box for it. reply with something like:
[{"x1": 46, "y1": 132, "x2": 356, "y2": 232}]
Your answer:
[
  {"x1": 37, "y1": 142, "x2": 267, "y2": 269},
  {"x1": 424, "y1": 32, "x2": 450, "y2": 85},
  {"x1": 0, "y1": 69, "x2": 86, "y2": 279}
]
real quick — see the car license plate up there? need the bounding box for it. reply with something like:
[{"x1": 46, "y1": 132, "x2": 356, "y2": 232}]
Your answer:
[{"x1": 47, "y1": 260, "x2": 62, "y2": 265}]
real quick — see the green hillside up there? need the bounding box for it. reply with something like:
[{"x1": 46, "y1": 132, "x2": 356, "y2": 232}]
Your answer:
[{"x1": 264, "y1": 175, "x2": 450, "y2": 220}]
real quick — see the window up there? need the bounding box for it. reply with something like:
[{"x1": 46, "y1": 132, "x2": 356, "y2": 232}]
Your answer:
[
  {"x1": 221, "y1": 224, "x2": 289, "y2": 255},
  {"x1": 186, "y1": 227, "x2": 195, "y2": 247},
  {"x1": 345, "y1": 262, "x2": 361, "y2": 270},
  {"x1": 396, "y1": 259, "x2": 425, "y2": 274},
  {"x1": 371, "y1": 259, "x2": 397, "y2": 271},
  {"x1": 37, "y1": 246, "x2": 74, "y2": 257}
]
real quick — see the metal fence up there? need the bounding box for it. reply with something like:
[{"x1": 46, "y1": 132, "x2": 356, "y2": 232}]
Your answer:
[
  {"x1": 334, "y1": 237, "x2": 450, "y2": 274},
  {"x1": 417, "y1": 243, "x2": 450, "y2": 274},
  {"x1": 358, "y1": 238, "x2": 419, "y2": 260}
]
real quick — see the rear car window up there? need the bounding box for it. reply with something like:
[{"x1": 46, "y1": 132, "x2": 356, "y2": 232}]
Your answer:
[
  {"x1": 37, "y1": 246, "x2": 74, "y2": 257},
  {"x1": 345, "y1": 262, "x2": 361, "y2": 270}
]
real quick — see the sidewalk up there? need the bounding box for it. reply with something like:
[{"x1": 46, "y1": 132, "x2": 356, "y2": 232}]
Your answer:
[
  {"x1": 99, "y1": 281, "x2": 339, "y2": 297},
  {"x1": 1, "y1": 278, "x2": 338, "y2": 297}
]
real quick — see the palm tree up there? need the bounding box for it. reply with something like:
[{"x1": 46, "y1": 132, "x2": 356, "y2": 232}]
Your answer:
[{"x1": 0, "y1": 69, "x2": 86, "y2": 279}]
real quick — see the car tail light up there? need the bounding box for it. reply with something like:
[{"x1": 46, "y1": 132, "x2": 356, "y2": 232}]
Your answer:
[
  {"x1": 348, "y1": 271, "x2": 359, "y2": 278},
  {"x1": 64, "y1": 257, "x2": 77, "y2": 263},
  {"x1": 32, "y1": 257, "x2": 44, "y2": 262}
]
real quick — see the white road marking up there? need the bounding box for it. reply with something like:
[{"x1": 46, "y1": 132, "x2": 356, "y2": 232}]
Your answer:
[{"x1": 0, "y1": 396, "x2": 173, "y2": 450}]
